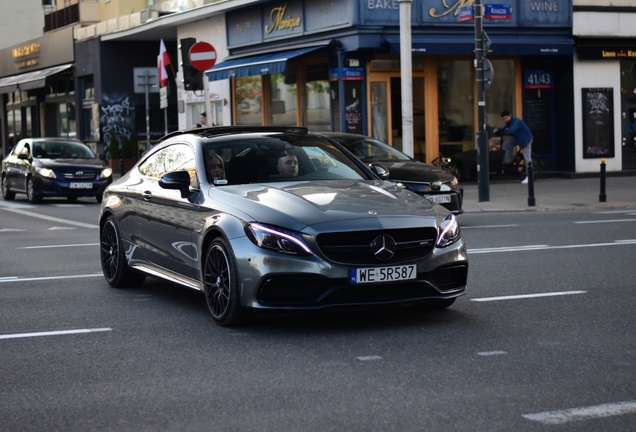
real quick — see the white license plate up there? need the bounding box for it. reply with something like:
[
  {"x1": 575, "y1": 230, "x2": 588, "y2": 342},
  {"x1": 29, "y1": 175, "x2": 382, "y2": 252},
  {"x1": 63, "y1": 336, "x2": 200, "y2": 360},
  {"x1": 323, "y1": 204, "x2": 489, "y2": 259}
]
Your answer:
[
  {"x1": 351, "y1": 264, "x2": 417, "y2": 284},
  {"x1": 426, "y1": 194, "x2": 451, "y2": 204},
  {"x1": 69, "y1": 182, "x2": 93, "y2": 189}
]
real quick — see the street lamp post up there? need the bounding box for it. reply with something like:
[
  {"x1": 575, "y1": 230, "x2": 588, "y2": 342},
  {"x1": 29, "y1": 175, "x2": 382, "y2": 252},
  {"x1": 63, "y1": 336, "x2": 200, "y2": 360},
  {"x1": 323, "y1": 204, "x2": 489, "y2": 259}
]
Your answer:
[{"x1": 474, "y1": 0, "x2": 490, "y2": 201}]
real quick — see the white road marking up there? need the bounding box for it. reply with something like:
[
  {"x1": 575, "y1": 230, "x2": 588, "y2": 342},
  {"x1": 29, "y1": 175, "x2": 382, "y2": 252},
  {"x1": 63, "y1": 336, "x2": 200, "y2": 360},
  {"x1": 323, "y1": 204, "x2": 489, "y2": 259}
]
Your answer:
[
  {"x1": 0, "y1": 201, "x2": 31, "y2": 209},
  {"x1": 0, "y1": 207, "x2": 98, "y2": 229},
  {"x1": 0, "y1": 277, "x2": 19, "y2": 280},
  {"x1": 0, "y1": 273, "x2": 103, "y2": 283},
  {"x1": 471, "y1": 291, "x2": 586, "y2": 302},
  {"x1": 461, "y1": 224, "x2": 518, "y2": 229},
  {"x1": 574, "y1": 219, "x2": 635, "y2": 224},
  {"x1": 19, "y1": 243, "x2": 98, "y2": 249},
  {"x1": 357, "y1": 355, "x2": 382, "y2": 361},
  {"x1": 0, "y1": 328, "x2": 112, "y2": 340},
  {"x1": 48, "y1": 227, "x2": 76, "y2": 230},
  {"x1": 53, "y1": 204, "x2": 86, "y2": 208},
  {"x1": 595, "y1": 210, "x2": 636, "y2": 214},
  {"x1": 0, "y1": 228, "x2": 26, "y2": 232},
  {"x1": 478, "y1": 351, "x2": 507, "y2": 356},
  {"x1": 522, "y1": 400, "x2": 636, "y2": 425},
  {"x1": 469, "y1": 239, "x2": 636, "y2": 254}
]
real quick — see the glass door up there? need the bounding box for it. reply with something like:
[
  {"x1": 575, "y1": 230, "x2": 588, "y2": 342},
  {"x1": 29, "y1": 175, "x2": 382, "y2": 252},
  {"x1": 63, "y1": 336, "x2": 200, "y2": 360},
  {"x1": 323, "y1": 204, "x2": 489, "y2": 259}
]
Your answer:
[{"x1": 370, "y1": 81, "x2": 389, "y2": 143}]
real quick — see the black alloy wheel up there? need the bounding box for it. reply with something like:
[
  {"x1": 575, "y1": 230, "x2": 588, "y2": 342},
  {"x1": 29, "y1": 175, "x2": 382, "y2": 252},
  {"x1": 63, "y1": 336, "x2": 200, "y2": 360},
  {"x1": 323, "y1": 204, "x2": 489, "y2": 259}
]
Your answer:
[
  {"x1": 203, "y1": 238, "x2": 253, "y2": 326},
  {"x1": 2, "y1": 175, "x2": 15, "y2": 200},
  {"x1": 100, "y1": 217, "x2": 146, "y2": 287},
  {"x1": 26, "y1": 177, "x2": 41, "y2": 203}
]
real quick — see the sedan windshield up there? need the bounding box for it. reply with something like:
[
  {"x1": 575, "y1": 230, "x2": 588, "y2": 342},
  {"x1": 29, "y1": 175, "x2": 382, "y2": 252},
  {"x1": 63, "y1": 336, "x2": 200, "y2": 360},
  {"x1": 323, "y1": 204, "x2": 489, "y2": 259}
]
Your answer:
[
  {"x1": 33, "y1": 141, "x2": 96, "y2": 159},
  {"x1": 338, "y1": 137, "x2": 412, "y2": 162},
  {"x1": 204, "y1": 133, "x2": 370, "y2": 186}
]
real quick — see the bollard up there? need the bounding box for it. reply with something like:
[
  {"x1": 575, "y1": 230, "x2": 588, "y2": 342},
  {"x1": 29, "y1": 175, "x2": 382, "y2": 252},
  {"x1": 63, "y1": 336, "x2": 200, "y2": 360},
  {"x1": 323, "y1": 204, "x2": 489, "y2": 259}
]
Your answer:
[
  {"x1": 599, "y1": 158, "x2": 607, "y2": 202},
  {"x1": 527, "y1": 161, "x2": 535, "y2": 207}
]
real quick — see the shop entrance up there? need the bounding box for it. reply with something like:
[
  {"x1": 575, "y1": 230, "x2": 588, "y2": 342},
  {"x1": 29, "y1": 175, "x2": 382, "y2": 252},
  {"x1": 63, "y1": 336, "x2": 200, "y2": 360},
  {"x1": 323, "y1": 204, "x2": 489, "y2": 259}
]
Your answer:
[
  {"x1": 369, "y1": 75, "x2": 426, "y2": 161},
  {"x1": 621, "y1": 60, "x2": 636, "y2": 170}
]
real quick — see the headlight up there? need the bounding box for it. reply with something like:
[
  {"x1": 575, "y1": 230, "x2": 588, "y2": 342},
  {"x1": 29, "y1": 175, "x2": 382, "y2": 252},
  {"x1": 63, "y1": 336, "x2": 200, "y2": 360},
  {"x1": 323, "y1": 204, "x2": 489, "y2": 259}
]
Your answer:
[
  {"x1": 443, "y1": 177, "x2": 459, "y2": 186},
  {"x1": 35, "y1": 167, "x2": 56, "y2": 179},
  {"x1": 101, "y1": 167, "x2": 113, "y2": 179},
  {"x1": 436, "y1": 214, "x2": 461, "y2": 248},
  {"x1": 246, "y1": 223, "x2": 313, "y2": 256}
]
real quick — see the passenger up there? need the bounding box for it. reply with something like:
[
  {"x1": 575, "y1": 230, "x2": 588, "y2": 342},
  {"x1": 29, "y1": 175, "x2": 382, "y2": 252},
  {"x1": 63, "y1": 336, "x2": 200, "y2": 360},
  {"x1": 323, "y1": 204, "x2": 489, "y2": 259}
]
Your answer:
[
  {"x1": 208, "y1": 152, "x2": 225, "y2": 181},
  {"x1": 488, "y1": 137, "x2": 501, "y2": 151},
  {"x1": 276, "y1": 153, "x2": 299, "y2": 177}
]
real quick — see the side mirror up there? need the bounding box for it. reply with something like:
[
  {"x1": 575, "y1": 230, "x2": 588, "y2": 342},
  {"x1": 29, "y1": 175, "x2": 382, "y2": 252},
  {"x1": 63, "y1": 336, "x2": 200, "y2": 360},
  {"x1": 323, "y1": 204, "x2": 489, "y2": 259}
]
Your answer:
[
  {"x1": 18, "y1": 153, "x2": 29, "y2": 160},
  {"x1": 98, "y1": 154, "x2": 105, "y2": 160},
  {"x1": 159, "y1": 171, "x2": 191, "y2": 198},
  {"x1": 369, "y1": 163, "x2": 390, "y2": 180}
]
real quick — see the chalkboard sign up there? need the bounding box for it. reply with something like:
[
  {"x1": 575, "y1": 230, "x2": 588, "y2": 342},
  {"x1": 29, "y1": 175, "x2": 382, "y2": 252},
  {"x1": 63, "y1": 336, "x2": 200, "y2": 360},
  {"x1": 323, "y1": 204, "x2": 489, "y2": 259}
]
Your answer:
[
  {"x1": 582, "y1": 88, "x2": 615, "y2": 158},
  {"x1": 524, "y1": 89, "x2": 553, "y2": 156},
  {"x1": 344, "y1": 81, "x2": 363, "y2": 135}
]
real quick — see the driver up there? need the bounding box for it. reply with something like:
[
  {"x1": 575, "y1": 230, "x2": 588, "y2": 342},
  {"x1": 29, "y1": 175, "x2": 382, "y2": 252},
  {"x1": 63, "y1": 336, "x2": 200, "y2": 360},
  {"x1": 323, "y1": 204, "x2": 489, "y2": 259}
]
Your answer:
[{"x1": 276, "y1": 153, "x2": 299, "y2": 177}]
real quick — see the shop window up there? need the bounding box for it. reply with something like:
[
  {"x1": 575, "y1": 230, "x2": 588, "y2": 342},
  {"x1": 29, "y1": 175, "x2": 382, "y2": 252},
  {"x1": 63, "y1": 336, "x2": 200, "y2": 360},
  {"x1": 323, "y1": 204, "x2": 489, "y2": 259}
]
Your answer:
[
  {"x1": 269, "y1": 73, "x2": 297, "y2": 126},
  {"x1": 80, "y1": 76, "x2": 96, "y2": 141},
  {"x1": 305, "y1": 65, "x2": 330, "y2": 132},
  {"x1": 485, "y1": 59, "x2": 515, "y2": 134},
  {"x1": 438, "y1": 60, "x2": 474, "y2": 154},
  {"x1": 235, "y1": 76, "x2": 262, "y2": 125},
  {"x1": 59, "y1": 102, "x2": 76, "y2": 138}
]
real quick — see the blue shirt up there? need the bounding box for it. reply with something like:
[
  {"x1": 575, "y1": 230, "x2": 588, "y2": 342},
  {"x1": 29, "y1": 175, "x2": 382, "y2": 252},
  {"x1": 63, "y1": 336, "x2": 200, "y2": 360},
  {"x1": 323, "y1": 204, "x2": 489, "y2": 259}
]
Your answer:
[{"x1": 499, "y1": 116, "x2": 533, "y2": 148}]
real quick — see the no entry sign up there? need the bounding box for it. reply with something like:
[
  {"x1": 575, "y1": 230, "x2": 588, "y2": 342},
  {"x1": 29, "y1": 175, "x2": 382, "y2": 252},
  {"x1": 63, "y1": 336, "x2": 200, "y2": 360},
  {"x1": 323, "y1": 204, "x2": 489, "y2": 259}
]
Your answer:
[{"x1": 188, "y1": 42, "x2": 217, "y2": 71}]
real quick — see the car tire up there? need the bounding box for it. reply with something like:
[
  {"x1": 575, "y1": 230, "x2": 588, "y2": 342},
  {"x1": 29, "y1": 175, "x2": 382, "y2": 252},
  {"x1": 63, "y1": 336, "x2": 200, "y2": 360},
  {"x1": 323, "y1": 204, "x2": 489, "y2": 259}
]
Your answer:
[
  {"x1": 26, "y1": 177, "x2": 41, "y2": 203},
  {"x1": 100, "y1": 216, "x2": 146, "y2": 288},
  {"x1": 411, "y1": 298, "x2": 456, "y2": 311},
  {"x1": 2, "y1": 175, "x2": 15, "y2": 200},
  {"x1": 203, "y1": 238, "x2": 255, "y2": 327}
]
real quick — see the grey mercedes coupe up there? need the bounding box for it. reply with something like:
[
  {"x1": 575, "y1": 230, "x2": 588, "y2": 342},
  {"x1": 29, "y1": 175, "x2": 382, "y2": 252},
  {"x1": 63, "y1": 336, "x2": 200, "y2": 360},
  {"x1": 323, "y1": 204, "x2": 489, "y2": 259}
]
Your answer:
[{"x1": 99, "y1": 126, "x2": 468, "y2": 326}]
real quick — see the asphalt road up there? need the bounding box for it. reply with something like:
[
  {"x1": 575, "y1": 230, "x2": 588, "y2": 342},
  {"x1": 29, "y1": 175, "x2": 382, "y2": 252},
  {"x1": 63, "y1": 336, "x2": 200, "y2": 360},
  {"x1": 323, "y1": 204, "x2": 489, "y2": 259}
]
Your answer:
[{"x1": 1, "y1": 196, "x2": 635, "y2": 431}]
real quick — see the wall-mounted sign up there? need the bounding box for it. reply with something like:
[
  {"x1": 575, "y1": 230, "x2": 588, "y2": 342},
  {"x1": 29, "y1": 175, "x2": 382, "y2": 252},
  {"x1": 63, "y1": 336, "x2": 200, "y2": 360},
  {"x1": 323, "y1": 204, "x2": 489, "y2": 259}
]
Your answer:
[
  {"x1": 330, "y1": 67, "x2": 365, "y2": 81},
  {"x1": 524, "y1": 70, "x2": 554, "y2": 89},
  {"x1": 577, "y1": 46, "x2": 636, "y2": 60},
  {"x1": 458, "y1": 5, "x2": 474, "y2": 22},
  {"x1": 485, "y1": 4, "x2": 511, "y2": 20}
]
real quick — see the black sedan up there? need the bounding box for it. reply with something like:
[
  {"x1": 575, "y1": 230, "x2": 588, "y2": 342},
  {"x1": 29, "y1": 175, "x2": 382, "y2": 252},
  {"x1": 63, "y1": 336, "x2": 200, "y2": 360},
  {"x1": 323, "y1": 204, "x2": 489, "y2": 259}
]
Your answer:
[
  {"x1": 99, "y1": 126, "x2": 468, "y2": 327},
  {"x1": 317, "y1": 133, "x2": 463, "y2": 214},
  {"x1": 2, "y1": 138, "x2": 113, "y2": 203}
]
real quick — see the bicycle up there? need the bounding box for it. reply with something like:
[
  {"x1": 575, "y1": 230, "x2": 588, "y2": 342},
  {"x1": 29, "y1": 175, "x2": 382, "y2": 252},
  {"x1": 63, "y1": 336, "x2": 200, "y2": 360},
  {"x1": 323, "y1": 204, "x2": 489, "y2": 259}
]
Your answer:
[{"x1": 503, "y1": 146, "x2": 543, "y2": 181}]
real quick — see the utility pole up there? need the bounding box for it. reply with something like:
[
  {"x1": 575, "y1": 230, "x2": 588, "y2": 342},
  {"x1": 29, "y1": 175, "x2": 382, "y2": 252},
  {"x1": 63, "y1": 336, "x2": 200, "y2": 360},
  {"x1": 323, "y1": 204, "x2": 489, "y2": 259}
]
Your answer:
[
  {"x1": 475, "y1": 0, "x2": 490, "y2": 201},
  {"x1": 399, "y1": 0, "x2": 414, "y2": 158}
]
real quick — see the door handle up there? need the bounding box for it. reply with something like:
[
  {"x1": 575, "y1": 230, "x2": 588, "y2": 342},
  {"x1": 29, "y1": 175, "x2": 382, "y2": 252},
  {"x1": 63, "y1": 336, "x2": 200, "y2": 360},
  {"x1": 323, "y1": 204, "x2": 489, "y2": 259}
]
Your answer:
[{"x1": 142, "y1": 191, "x2": 152, "y2": 200}]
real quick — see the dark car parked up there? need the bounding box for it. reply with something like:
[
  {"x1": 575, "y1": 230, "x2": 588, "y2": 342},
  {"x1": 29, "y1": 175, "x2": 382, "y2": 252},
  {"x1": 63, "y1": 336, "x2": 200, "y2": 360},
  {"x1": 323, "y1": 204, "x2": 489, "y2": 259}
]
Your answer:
[
  {"x1": 2, "y1": 138, "x2": 113, "y2": 203},
  {"x1": 317, "y1": 133, "x2": 463, "y2": 214},
  {"x1": 99, "y1": 126, "x2": 468, "y2": 327}
]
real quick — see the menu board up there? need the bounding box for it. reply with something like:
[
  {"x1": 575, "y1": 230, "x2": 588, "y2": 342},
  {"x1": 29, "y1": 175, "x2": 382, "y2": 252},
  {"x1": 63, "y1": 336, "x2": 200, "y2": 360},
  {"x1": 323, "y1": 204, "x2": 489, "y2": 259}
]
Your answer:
[
  {"x1": 524, "y1": 89, "x2": 553, "y2": 155},
  {"x1": 582, "y1": 88, "x2": 615, "y2": 158}
]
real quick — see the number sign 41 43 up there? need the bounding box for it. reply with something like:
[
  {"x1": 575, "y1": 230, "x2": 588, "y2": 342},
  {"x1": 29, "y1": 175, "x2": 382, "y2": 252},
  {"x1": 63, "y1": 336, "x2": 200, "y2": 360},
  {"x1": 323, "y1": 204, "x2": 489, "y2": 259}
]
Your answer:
[{"x1": 524, "y1": 70, "x2": 554, "y2": 89}]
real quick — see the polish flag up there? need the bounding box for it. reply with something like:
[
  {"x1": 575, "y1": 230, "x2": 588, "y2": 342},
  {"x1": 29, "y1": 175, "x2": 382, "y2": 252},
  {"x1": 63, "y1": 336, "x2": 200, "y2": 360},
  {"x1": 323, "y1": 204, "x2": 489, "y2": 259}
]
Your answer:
[{"x1": 159, "y1": 39, "x2": 171, "y2": 87}]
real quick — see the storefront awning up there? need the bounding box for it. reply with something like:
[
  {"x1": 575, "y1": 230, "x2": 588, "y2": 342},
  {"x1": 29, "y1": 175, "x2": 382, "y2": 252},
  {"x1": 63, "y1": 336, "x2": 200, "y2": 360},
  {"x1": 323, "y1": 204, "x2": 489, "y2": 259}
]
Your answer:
[
  {"x1": 206, "y1": 46, "x2": 326, "y2": 81},
  {"x1": 0, "y1": 63, "x2": 73, "y2": 94},
  {"x1": 385, "y1": 35, "x2": 574, "y2": 56}
]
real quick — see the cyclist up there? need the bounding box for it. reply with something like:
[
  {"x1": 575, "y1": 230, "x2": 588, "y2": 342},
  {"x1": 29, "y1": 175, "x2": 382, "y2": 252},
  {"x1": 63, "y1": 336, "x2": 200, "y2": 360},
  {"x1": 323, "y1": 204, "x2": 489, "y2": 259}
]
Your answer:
[{"x1": 493, "y1": 110, "x2": 534, "y2": 184}]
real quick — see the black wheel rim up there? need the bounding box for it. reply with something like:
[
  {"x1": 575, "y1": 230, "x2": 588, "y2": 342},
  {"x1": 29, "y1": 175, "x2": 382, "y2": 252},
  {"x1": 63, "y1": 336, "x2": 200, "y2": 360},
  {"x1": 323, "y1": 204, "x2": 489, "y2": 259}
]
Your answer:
[
  {"x1": 1, "y1": 177, "x2": 7, "y2": 197},
  {"x1": 100, "y1": 220, "x2": 120, "y2": 282},
  {"x1": 204, "y1": 244, "x2": 231, "y2": 319},
  {"x1": 27, "y1": 179, "x2": 34, "y2": 201}
]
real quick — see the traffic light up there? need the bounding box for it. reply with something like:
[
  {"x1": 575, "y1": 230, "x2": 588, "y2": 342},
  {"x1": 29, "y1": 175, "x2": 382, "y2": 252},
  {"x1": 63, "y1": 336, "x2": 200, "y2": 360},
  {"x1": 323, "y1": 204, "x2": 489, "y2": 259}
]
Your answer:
[{"x1": 180, "y1": 37, "x2": 203, "y2": 91}]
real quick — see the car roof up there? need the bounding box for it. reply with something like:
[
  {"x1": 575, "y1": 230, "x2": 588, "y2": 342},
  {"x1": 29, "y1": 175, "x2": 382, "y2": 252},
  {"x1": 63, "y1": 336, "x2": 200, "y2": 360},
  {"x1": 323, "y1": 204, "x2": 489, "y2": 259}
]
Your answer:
[{"x1": 160, "y1": 126, "x2": 309, "y2": 142}]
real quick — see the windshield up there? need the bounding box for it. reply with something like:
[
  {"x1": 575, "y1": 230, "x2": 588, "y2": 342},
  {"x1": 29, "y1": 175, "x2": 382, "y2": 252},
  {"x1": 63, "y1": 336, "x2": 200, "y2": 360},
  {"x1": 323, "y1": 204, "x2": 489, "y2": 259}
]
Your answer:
[
  {"x1": 337, "y1": 137, "x2": 412, "y2": 162},
  {"x1": 33, "y1": 141, "x2": 96, "y2": 159},
  {"x1": 204, "y1": 133, "x2": 370, "y2": 186}
]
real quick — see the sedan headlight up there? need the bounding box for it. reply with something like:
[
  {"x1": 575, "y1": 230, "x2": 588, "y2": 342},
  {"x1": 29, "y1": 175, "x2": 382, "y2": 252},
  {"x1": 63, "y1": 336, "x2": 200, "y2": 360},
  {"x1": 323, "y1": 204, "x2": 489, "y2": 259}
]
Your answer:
[
  {"x1": 101, "y1": 167, "x2": 113, "y2": 179},
  {"x1": 436, "y1": 214, "x2": 461, "y2": 248},
  {"x1": 35, "y1": 167, "x2": 56, "y2": 179},
  {"x1": 246, "y1": 223, "x2": 313, "y2": 256}
]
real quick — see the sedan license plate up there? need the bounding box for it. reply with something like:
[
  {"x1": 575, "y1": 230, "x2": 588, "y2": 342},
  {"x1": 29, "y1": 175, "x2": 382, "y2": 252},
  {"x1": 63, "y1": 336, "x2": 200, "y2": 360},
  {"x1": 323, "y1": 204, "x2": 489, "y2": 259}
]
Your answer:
[
  {"x1": 351, "y1": 265, "x2": 416, "y2": 284},
  {"x1": 426, "y1": 194, "x2": 451, "y2": 204},
  {"x1": 69, "y1": 182, "x2": 93, "y2": 189}
]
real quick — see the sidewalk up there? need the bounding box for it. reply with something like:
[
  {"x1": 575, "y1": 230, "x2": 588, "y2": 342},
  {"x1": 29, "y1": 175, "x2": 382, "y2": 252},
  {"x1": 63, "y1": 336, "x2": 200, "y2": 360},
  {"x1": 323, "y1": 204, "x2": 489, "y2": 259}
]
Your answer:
[{"x1": 461, "y1": 175, "x2": 636, "y2": 213}]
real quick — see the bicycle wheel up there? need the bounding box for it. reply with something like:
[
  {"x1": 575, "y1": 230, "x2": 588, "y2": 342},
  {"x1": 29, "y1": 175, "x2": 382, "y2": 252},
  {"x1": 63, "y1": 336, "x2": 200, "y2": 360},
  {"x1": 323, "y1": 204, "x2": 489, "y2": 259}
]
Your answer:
[{"x1": 515, "y1": 153, "x2": 543, "y2": 181}]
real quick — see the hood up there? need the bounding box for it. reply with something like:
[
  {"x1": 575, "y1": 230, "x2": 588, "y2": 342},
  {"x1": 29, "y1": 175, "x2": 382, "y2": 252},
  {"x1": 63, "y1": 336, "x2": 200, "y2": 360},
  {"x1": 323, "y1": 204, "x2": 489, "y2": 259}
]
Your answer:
[
  {"x1": 379, "y1": 161, "x2": 454, "y2": 183},
  {"x1": 211, "y1": 179, "x2": 439, "y2": 231},
  {"x1": 37, "y1": 158, "x2": 107, "y2": 170}
]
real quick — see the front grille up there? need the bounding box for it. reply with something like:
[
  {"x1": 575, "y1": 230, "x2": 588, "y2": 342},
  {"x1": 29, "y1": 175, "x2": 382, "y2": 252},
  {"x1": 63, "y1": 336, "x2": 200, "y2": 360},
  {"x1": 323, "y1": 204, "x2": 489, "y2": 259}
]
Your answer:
[
  {"x1": 61, "y1": 172, "x2": 97, "y2": 180},
  {"x1": 257, "y1": 264, "x2": 468, "y2": 307},
  {"x1": 316, "y1": 228, "x2": 437, "y2": 265}
]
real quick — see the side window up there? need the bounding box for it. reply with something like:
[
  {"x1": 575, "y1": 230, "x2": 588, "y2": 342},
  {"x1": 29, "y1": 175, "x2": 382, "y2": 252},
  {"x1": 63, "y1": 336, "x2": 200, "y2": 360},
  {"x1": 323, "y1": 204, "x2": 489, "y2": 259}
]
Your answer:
[
  {"x1": 138, "y1": 144, "x2": 198, "y2": 187},
  {"x1": 19, "y1": 143, "x2": 30, "y2": 157}
]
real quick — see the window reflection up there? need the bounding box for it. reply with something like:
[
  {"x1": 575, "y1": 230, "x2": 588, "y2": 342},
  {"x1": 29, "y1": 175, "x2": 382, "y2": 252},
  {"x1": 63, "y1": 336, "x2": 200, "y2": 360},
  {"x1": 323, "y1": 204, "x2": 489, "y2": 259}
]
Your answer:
[{"x1": 235, "y1": 77, "x2": 262, "y2": 125}]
